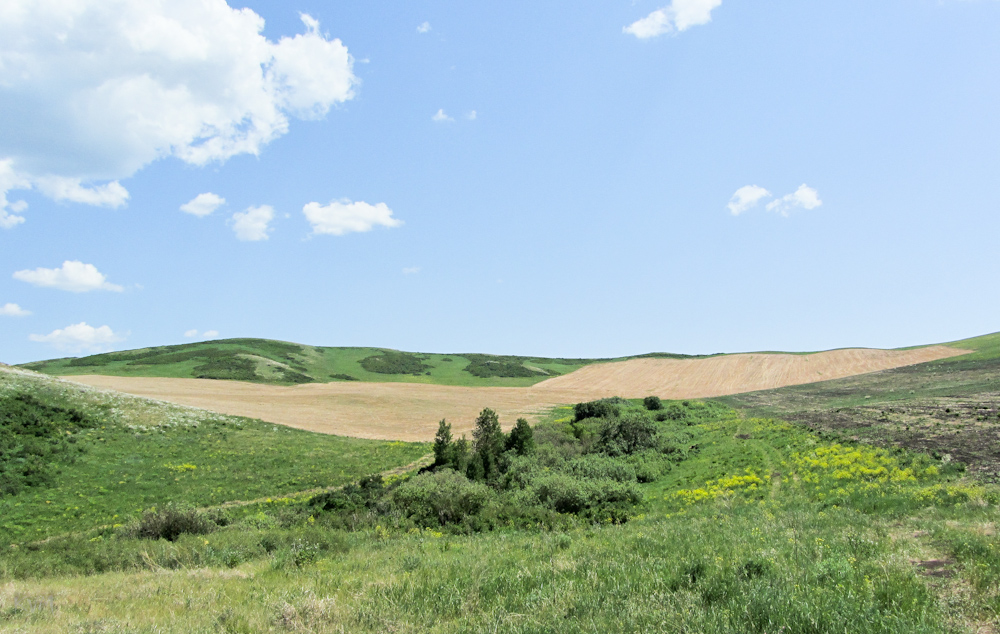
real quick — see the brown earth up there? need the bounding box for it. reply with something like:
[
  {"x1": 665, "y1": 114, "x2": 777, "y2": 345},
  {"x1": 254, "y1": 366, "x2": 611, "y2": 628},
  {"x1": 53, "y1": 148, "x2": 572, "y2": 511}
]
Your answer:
[{"x1": 62, "y1": 346, "x2": 969, "y2": 441}]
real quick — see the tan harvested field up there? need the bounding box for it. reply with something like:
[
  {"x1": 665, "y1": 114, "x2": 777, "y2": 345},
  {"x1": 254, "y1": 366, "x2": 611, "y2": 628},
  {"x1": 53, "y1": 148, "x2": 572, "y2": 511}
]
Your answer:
[{"x1": 63, "y1": 346, "x2": 968, "y2": 441}]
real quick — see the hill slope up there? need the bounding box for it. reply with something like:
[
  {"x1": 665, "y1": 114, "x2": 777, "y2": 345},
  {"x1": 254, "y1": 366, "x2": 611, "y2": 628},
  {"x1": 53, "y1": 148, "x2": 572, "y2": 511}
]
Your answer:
[{"x1": 18, "y1": 338, "x2": 631, "y2": 387}]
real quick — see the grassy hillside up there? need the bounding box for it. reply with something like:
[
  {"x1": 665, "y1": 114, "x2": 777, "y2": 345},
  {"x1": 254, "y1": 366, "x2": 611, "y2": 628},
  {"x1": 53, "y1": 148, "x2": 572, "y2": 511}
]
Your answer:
[
  {"x1": 0, "y1": 365, "x2": 429, "y2": 544},
  {"x1": 18, "y1": 338, "x2": 634, "y2": 387},
  {"x1": 3, "y1": 358, "x2": 1000, "y2": 631}
]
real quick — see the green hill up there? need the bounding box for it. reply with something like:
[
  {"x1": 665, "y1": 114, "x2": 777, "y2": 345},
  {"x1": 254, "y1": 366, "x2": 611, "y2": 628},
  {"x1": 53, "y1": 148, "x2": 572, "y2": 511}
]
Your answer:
[{"x1": 17, "y1": 338, "x2": 701, "y2": 387}]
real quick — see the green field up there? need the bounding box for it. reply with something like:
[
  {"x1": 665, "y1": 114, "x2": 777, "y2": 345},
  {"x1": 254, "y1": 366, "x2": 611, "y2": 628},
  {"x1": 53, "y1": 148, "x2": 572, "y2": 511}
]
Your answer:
[
  {"x1": 4, "y1": 339, "x2": 1000, "y2": 632},
  {"x1": 17, "y1": 338, "x2": 624, "y2": 387}
]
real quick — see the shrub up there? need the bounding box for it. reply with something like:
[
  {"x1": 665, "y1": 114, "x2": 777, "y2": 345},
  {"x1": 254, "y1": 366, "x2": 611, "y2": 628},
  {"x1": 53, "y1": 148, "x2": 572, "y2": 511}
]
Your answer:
[
  {"x1": 389, "y1": 470, "x2": 493, "y2": 527},
  {"x1": 506, "y1": 418, "x2": 535, "y2": 456},
  {"x1": 663, "y1": 404, "x2": 687, "y2": 421},
  {"x1": 131, "y1": 505, "x2": 216, "y2": 542},
  {"x1": 359, "y1": 351, "x2": 430, "y2": 375},
  {"x1": 598, "y1": 413, "x2": 659, "y2": 456},
  {"x1": 643, "y1": 396, "x2": 663, "y2": 411},
  {"x1": 573, "y1": 399, "x2": 624, "y2": 422},
  {"x1": 461, "y1": 355, "x2": 546, "y2": 378},
  {"x1": 329, "y1": 373, "x2": 359, "y2": 381}
]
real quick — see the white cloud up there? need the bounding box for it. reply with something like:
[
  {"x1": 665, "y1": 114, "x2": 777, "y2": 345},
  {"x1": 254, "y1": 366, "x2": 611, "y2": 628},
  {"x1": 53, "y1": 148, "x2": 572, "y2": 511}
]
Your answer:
[
  {"x1": 180, "y1": 192, "x2": 225, "y2": 217},
  {"x1": 303, "y1": 199, "x2": 402, "y2": 236},
  {"x1": 231, "y1": 205, "x2": 274, "y2": 241},
  {"x1": 624, "y1": 0, "x2": 722, "y2": 39},
  {"x1": 0, "y1": 303, "x2": 31, "y2": 317},
  {"x1": 432, "y1": 109, "x2": 454, "y2": 122},
  {"x1": 766, "y1": 184, "x2": 823, "y2": 216},
  {"x1": 466, "y1": 110, "x2": 478, "y2": 120},
  {"x1": 0, "y1": 159, "x2": 30, "y2": 228},
  {"x1": 402, "y1": 267, "x2": 420, "y2": 275},
  {"x1": 29, "y1": 322, "x2": 125, "y2": 354},
  {"x1": 417, "y1": 22, "x2": 432, "y2": 34},
  {"x1": 13, "y1": 260, "x2": 124, "y2": 292},
  {"x1": 0, "y1": 3, "x2": 357, "y2": 223},
  {"x1": 727, "y1": 185, "x2": 772, "y2": 215},
  {"x1": 184, "y1": 328, "x2": 219, "y2": 339}
]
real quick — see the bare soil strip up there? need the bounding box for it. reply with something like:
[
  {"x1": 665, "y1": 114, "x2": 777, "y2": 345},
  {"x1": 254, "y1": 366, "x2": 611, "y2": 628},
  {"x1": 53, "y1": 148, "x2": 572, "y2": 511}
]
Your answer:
[{"x1": 62, "y1": 346, "x2": 968, "y2": 441}]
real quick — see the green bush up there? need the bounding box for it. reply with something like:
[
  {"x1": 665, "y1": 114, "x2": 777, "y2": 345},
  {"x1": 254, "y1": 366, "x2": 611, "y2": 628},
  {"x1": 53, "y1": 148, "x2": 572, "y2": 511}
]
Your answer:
[
  {"x1": 573, "y1": 399, "x2": 625, "y2": 422},
  {"x1": 461, "y1": 354, "x2": 546, "y2": 378},
  {"x1": 193, "y1": 356, "x2": 259, "y2": 381},
  {"x1": 598, "y1": 412, "x2": 659, "y2": 456},
  {"x1": 389, "y1": 470, "x2": 494, "y2": 527},
  {"x1": 129, "y1": 505, "x2": 217, "y2": 542},
  {"x1": 329, "y1": 373, "x2": 359, "y2": 381},
  {"x1": 358, "y1": 351, "x2": 430, "y2": 375},
  {"x1": 643, "y1": 396, "x2": 664, "y2": 411}
]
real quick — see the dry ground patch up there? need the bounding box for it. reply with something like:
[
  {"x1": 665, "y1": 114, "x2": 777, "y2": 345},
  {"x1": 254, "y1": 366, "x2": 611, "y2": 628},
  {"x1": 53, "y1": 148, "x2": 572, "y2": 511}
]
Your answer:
[{"x1": 63, "y1": 346, "x2": 967, "y2": 441}]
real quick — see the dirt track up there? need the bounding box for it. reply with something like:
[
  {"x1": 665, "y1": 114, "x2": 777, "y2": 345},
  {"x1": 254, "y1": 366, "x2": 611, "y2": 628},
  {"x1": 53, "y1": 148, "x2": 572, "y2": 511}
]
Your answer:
[{"x1": 63, "y1": 346, "x2": 968, "y2": 441}]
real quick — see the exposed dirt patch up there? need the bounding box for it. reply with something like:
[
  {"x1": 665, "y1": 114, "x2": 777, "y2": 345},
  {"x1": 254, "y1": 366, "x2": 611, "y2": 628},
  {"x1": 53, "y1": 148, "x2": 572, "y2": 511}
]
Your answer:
[{"x1": 61, "y1": 346, "x2": 968, "y2": 441}]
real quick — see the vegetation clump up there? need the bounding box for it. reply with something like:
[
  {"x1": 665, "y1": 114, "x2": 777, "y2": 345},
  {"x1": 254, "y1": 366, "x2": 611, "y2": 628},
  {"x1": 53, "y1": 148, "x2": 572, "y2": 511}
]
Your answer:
[
  {"x1": 0, "y1": 393, "x2": 95, "y2": 496},
  {"x1": 311, "y1": 399, "x2": 690, "y2": 531},
  {"x1": 128, "y1": 505, "x2": 218, "y2": 542},
  {"x1": 358, "y1": 351, "x2": 430, "y2": 375},
  {"x1": 461, "y1": 354, "x2": 547, "y2": 378}
]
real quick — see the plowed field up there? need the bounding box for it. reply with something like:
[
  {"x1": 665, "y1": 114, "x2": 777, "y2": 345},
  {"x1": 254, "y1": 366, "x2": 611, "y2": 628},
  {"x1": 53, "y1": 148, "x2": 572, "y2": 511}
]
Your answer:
[{"x1": 63, "y1": 346, "x2": 968, "y2": 441}]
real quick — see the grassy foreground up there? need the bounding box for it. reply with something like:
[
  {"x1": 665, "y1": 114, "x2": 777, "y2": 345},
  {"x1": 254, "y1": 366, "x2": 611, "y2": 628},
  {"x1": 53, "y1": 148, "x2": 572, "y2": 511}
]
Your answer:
[{"x1": 2, "y1": 378, "x2": 1000, "y2": 631}]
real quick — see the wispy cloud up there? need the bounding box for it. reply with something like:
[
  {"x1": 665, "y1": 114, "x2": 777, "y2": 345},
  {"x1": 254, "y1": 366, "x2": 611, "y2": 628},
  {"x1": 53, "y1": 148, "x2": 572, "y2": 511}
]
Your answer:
[
  {"x1": 402, "y1": 267, "x2": 421, "y2": 275},
  {"x1": 13, "y1": 260, "x2": 124, "y2": 293},
  {"x1": 766, "y1": 184, "x2": 823, "y2": 216},
  {"x1": 29, "y1": 322, "x2": 125, "y2": 353},
  {"x1": 417, "y1": 21, "x2": 431, "y2": 33},
  {"x1": 432, "y1": 109, "x2": 454, "y2": 122},
  {"x1": 624, "y1": 0, "x2": 722, "y2": 39}
]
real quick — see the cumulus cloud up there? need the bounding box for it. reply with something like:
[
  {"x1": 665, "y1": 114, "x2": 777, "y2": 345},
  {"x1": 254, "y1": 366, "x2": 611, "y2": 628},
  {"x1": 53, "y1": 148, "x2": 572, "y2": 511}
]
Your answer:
[
  {"x1": 1, "y1": 303, "x2": 31, "y2": 317},
  {"x1": 180, "y1": 192, "x2": 226, "y2": 217},
  {"x1": 303, "y1": 199, "x2": 402, "y2": 236},
  {"x1": 29, "y1": 322, "x2": 125, "y2": 354},
  {"x1": 417, "y1": 22, "x2": 432, "y2": 33},
  {"x1": 432, "y1": 109, "x2": 454, "y2": 122},
  {"x1": 0, "y1": 3, "x2": 357, "y2": 224},
  {"x1": 203, "y1": 330, "x2": 219, "y2": 338},
  {"x1": 624, "y1": 0, "x2": 722, "y2": 38},
  {"x1": 766, "y1": 184, "x2": 823, "y2": 216},
  {"x1": 184, "y1": 329, "x2": 199, "y2": 338},
  {"x1": 727, "y1": 185, "x2": 772, "y2": 215},
  {"x1": 13, "y1": 260, "x2": 124, "y2": 292},
  {"x1": 231, "y1": 205, "x2": 274, "y2": 241},
  {"x1": 466, "y1": 110, "x2": 478, "y2": 120}
]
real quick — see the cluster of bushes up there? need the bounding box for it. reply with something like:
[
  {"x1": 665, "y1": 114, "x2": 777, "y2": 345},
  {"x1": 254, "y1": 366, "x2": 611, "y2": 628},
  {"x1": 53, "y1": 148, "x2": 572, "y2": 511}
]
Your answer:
[
  {"x1": 358, "y1": 351, "x2": 431, "y2": 375},
  {"x1": 0, "y1": 393, "x2": 94, "y2": 496},
  {"x1": 460, "y1": 354, "x2": 548, "y2": 378},
  {"x1": 309, "y1": 398, "x2": 693, "y2": 532},
  {"x1": 193, "y1": 356, "x2": 260, "y2": 382}
]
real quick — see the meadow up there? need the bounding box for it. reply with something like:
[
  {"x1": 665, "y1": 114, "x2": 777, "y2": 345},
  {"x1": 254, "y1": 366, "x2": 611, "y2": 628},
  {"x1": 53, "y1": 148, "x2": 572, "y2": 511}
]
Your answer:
[{"x1": 3, "y1": 358, "x2": 1000, "y2": 632}]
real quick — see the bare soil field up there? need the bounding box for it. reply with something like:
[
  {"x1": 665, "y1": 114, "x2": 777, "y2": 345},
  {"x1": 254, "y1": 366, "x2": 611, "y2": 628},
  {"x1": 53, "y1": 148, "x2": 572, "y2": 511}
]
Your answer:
[
  {"x1": 63, "y1": 346, "x2": 968, "y2": 441},
  {"x1": 535, "y1": 346, "x2": 969, "y2": 398}
]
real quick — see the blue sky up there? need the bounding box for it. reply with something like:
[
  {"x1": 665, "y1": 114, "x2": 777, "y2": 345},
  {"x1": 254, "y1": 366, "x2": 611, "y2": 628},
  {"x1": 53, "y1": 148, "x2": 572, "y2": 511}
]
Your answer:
[{"x1": 1, "y1": 0, "x2": 998, "y2": 364}]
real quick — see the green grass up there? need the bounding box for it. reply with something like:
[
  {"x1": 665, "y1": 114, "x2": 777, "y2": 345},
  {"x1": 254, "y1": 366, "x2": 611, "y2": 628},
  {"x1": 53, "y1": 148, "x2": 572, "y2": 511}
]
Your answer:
[
  {"x1": 18, "y1": 339, "x2": 615, "y2": 387},
  {"x1": 2, "y1": 400, "x2": 999, "y2": 632},
  {"x1": 0, "y1": 366, "x2": 429, "y2": 544}
]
